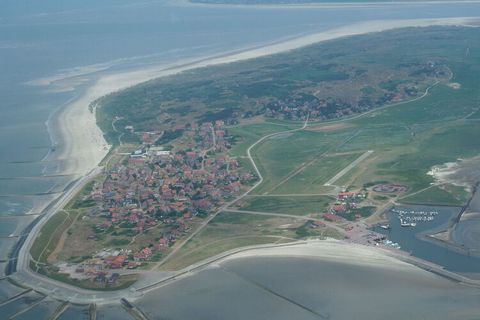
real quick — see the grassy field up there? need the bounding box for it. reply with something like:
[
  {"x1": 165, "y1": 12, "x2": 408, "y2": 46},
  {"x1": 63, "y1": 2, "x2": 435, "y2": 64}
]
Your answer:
[
  {"x1": 160, "y1": 211, "x2": 299, "y2": 270},
  {"x1": 228, "y1": 122, "x2": 299, "y2": 157},
  {"x1": 30, "y1": 210, "x2": 72, "y2": 265},
  {"x1": 231, "y1": 58, "x2": 480, "y2": 209},
  {"x1": 159, "y1": 211, "x2": 339, "y2": 270},
  {"x1": 30, "y1": 177, "x2": 105, "y2": 272},
  {"x1": 238, "y1": 195, "x2": 333, "y2": 215},
  {"x1": 398, "y1": 185, "x2": 468, "y2": 206},
  {"x1": 272, "y1": 152, "x2": 363, "y2": 194},
  {"x1": 248, "y1": 130, "x2": 341, "y2": 194},
  {"x1": 47, "y1": 272, "x2": 138, "y2": 291},
  {"x1": 243, "y1": 110, "x2": 480, "y2": 207}
]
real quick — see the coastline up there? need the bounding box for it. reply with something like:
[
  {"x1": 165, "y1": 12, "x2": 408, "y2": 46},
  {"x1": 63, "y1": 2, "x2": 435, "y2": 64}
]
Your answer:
[
  {"x1": 54, "y1": 16, "x2": 479, "y2": 177},
  {"x1": 11, "y1": 16, "x2": 480, "y2": 297}
]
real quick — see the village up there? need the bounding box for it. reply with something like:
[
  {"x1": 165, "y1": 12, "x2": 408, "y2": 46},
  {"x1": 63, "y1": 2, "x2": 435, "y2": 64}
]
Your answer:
[
  {"x1": 58, "y1": 117, "x2": 398, "y2": 286},
  {"x1": 60, "y1": 120, "x2": 257, "y2": 285}
]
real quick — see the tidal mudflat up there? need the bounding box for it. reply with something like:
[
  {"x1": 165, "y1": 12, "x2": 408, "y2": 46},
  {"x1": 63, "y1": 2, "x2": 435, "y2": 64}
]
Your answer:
[{"x1": 135, "y1": 242, "x2": 480, "y2": 320}]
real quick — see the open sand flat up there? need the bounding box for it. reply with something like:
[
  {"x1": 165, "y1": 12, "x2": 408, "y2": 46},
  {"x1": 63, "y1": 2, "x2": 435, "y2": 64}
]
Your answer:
[
  {"x1": 55, "y1": 93, "x2": 109, "y2": 176},
  {"x1": 219, "y1": 240, "x2": 420, "y2": 272}
]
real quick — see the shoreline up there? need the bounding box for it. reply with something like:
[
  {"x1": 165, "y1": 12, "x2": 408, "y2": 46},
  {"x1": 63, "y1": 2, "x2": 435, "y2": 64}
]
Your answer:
[
  {"x1": 11, "y1": 17, "x2": 480, "y2": 299},
  {"x1": 54, "y1": 16, "x2": 479, "y2": 177}
]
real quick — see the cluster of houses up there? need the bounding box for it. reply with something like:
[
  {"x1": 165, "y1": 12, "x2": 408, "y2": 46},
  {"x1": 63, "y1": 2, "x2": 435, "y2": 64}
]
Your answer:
[
  {"x1": 259, "y1": 62, "x2": 445, "y2": 123},
  {"x1": 78, "y1": 122, "x2": 254, "y2": 273},
  {"x1": 70, "y1": 248, "x2": 145, "y2": 284},
  {"x1": 264, "y1": 95, "x2": 362, "y2": 122},
  {"x1": 191, "y1": 120, "x2": 232, "y2": 153},
  {"x1": 324, "y1": 191, "x2": 368, "y2": 221}
]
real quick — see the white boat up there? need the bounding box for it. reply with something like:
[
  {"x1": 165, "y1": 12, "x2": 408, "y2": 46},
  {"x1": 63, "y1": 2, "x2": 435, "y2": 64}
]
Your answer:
[{"x1": 400, "y1": 220, "x2": 416, "y2": 227}]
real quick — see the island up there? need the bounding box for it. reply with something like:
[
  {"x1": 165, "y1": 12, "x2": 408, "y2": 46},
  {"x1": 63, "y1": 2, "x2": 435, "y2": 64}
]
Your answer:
[{"x1": 24, "y1": 26, "x2": 480, "y2": 293}]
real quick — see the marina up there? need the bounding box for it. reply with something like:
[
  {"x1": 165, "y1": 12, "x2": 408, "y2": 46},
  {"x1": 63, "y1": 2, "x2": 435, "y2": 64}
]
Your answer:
[
  {"x1": 375, "y1": 205, "x2": 480, "y2": 277},
  {"x1": 392, "y1": 208, "x2": 439, "y2": 227}
]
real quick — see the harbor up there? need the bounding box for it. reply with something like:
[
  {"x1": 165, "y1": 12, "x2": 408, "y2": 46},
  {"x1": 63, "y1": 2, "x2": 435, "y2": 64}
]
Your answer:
[
  {"x1": 374, "y1": 205, "x2": 480, "y2": 278},
  {"x1": 392, "y1": 208, "x2": 439, "y2": 227}
]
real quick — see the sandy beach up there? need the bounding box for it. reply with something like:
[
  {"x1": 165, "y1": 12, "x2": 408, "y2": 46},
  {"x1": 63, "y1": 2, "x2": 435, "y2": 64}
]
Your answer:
[
  {"x1": 220, "y1": 240, "x2": 419, "y2": 271},
  {"x1": 214, "y1": 239, "x2": 480, "y2": 287}
]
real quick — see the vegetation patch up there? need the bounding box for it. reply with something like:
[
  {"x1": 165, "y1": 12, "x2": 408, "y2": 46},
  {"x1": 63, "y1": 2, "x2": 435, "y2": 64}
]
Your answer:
[
  {"x1": 238, "y1": 195, "x2": 332, "y2": 216},
  {"x1": 160, "y1": 211, "x2": 335, "y2": 270}
]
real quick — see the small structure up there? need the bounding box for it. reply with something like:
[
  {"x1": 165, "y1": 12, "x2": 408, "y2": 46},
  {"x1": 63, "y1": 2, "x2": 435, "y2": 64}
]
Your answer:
[
  {"x1": 372, "y1": 184, "x2": 408, "y2": 194},
  {"x1": 323, "y1": 213, "x2": 342, "y2": 222}
]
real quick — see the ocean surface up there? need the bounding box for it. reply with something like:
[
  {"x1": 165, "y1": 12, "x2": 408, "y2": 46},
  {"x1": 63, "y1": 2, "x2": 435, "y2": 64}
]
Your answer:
[{"x1": 1, "y1": 0, "x2": 480, "y2": 315}]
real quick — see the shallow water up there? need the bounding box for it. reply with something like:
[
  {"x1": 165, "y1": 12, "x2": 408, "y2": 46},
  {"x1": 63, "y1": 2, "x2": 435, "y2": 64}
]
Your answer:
[
  {"x1": 453, "y1": 217, "x2": 480, "y2": 252},
  {"x1": 96, "y1": 303, "x2": 134, "y2": 320},
  {"x1": 136, "y1": 256, "x2": 480, "y2": 320},
  {"x1": 0, "y1": 219, "x2": 18, "y2": 237},
  {"x1": 0, "y1": 291, "x2": 45, "y2": 319},
  {"x1": 0, "y1": 238, "x2": 17, "y2": 260},
  {"x1": 13, "y1": 297, "x2": 63, "y2": 320},
  {"x1": 0, "y1": 263, "x2": 7, "y2": 278},
  {"x1": 57, "y1": 304, "x2": 91, "y2": 320},
  {"x1": 0, "y1": 216, "x2": 36, "y2": 238},
  {"x1": 0, "y1": 279, "x2": 27, "y2": 303}
]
